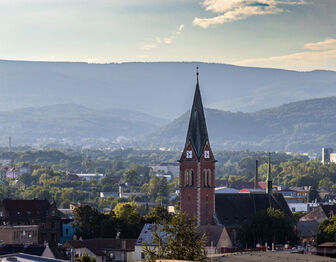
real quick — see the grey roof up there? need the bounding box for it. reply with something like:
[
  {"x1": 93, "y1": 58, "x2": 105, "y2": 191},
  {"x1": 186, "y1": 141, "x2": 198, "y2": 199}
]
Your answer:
[
  {"x1": 136, "y1": 224, "x2": 168, "y2": 246},
  {"x1": 185, "y1": 75, "x2": 209, "y2": 160},
  {"x1": 215, "y1": 193, "x2": 294, "y2": 227},
  {"x1": 297, "y1": 220, "x2": 319, "y2": 238},
  {"x1": 0, "y1": 253, "x2": 66, "y2": 262},
  {"x1": 215, "y1": 187, "x2": 239, "y2": 194}
]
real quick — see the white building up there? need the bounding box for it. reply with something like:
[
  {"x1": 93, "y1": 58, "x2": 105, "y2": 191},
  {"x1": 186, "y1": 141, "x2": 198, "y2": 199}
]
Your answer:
[{"x1": 76, "y1": 173, "x2": 104, "y2": 181}]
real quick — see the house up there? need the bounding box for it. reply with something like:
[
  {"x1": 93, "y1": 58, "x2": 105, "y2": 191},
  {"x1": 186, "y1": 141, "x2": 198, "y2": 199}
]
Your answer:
[
  {"x1": 215, "y1": 187, "x2": 239, "y2": 194},
  {"x1": 63, "y1": 238, "x2": 137, "y2": 262},
  {"x1": 2, "y1": 167, "x2": 30, "y2": 179},
  {"x1": 287, "y1": 202, "x2": 319, "y2": 213},
  {"x1": 76, "y1": 173, "x2": 104, "y2": 182},
  {"x1": 0, "y1": 253, "x2": 67, "y2": 262},
  {"x1": 0, "y1": 225, "x2": 39, "y2": 245},
  {"x1": 0, "y1": 199, "x2": 62, "y2": 245},
  {"x1": 100, "y1": 192, "x2": 119, "y2": 198},
  {"x1": 215, "y1": 193, "x2": 294, "y2": 246},
  {"x1": 134, "y1": 223, "x2": 232, "y2": 260},
  {"x1": 149, "y1": 163, "x2": 179, "y2": 177},
  {"x1": 297, "y1": 220, "x2": 319, "y2": 245},
  {"x1": 0, "y1": 245, "x2": 46, "y2": 256},
  {"x1": 300, "y1": 204, "x2": 336, "y2": 223},
  {"x1": 239, "y1": 188, "x2": 265, "y2": 194},
  {"x1": 317, "y1": 242, "x2": 336, "y2": 257}
]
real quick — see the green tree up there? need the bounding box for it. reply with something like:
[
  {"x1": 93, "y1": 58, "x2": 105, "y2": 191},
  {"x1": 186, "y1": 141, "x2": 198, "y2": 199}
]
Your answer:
[
  {"x1": 123, "y1": 169, "x2": 140, "y2": 186},
  {"x1": 113, "y1": 202, "x2": 140, "y2": 224},
  {"x1": 73, "y1": 205, "x2": 104, "y2": 239},
  {"x1": 144, "y1": 206, "x2": 171, "y2": 224},
  {"x1": 317, "y1": 215, "x2": 336, "y2": 244},
  {"x1": 241, "y1": 207, "x2": 298, "y2": 247},
  {"x1": 143, "y1": 212, "x2": 207, "y2": 262},
  {"x1": 75, "y1": 253, "x2": 96, "y2": 262},
  {"x1": 308, "y1": 187, "x2": 321, "y2": 202}
]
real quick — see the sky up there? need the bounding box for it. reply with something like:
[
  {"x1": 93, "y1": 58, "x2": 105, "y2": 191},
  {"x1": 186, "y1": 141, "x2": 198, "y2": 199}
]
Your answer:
[{"x1": 0, "y1": 0, "x2": 335, "y2": 71}]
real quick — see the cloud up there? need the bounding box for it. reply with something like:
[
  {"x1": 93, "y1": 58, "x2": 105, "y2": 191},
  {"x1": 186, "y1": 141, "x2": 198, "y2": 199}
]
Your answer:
[
  {"x1": 304, "y1": 38, "x2": 336, "y2": 51},
  {"x1": 139, "y1": 24, "x2": 184, "y2": 51},
  {"x1": 233, "y1": 38, "x2": 336, "y2": 71},
  {"x1": 193, "y1": 0, "x2": 306, "y2": 28}
]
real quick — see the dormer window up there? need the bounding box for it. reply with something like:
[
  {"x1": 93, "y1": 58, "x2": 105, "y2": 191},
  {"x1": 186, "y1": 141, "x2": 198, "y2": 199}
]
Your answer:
[
  {"x1": 186, "y1": 150, "x2": 192, "y2": 159},
  {"x1": 204, "y1": 150, "x2": 210, "y2": 159}
]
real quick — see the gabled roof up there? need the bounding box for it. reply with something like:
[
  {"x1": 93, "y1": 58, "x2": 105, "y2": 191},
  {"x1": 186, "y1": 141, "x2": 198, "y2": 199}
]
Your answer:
[
  {"x1": 215, "y1": 193, "x2": 294, "y2": 226},
  {"x1": 297, "y1": 220, "x2": 319, "y2": 238},
  {"x1": 0, "y1": 245, "x2": 46, "y2": 256},
  {"x1": 63, "y1": 238, "x2": 137, "y2": 256},
  {"x1": 185, "y1": 73, "x2": 209, "y2": 160},
  {"x1": 1, "y1": 199, "x2": 53, "y2": 220}
]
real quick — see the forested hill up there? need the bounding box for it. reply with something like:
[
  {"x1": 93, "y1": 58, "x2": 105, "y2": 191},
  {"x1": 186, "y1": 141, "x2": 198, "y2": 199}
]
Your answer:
[
  {"x1": 0, "y1": 104, "x2": 167, "y2": 146},
  {"x1": 1, "y1": 60, "x2": 336, "y2": 119},
  {"x1": 145, "y1": 97, "x2": 336, "y2": 153}
]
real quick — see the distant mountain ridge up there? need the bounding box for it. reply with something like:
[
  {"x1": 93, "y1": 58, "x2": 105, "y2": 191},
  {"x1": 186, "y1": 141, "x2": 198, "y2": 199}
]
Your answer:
[
  {"x1": 1, "y1": 60, "x2": 336, "y2": 119},
  {"x1": 145, "y1": 96, "x2": 336, "y2": 153},
  {"x1": 0, "y1": 104, "x2": 167, "y2": 146}
]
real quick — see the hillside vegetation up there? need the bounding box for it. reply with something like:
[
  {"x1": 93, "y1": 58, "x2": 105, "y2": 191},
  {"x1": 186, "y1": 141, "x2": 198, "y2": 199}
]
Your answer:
[{"x1": 146, "y1": 97, "x2": 336, "y2": 153}]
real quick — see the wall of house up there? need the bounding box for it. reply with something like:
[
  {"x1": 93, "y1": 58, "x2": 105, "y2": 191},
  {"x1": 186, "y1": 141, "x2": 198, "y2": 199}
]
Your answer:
[
  {"x1": 0, "y1": 226, "x2": 38, "y2": 245},
  {"x1": 134, "y1": 245, "x2": 157, "y2": 261},
  {"x1": 73, "y1": 247, "x2": 102, "y2": 262}
]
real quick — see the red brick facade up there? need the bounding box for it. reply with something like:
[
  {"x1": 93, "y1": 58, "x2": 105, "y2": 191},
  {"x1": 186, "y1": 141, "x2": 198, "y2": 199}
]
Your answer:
[{"x1": 180, "y1": 141, "x2": 215, "y2": 226}]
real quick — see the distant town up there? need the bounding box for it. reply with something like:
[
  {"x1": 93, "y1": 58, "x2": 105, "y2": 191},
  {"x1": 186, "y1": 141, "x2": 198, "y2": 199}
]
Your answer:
[{"x1": 0, "y1": 74, "x2": 335, "y2": 262}]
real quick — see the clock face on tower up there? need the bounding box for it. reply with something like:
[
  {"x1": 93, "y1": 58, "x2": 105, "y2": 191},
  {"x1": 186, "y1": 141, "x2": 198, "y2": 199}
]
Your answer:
[
  {"x1": 204, "y1": 150, "x2": 210, "y2": 159},
  {"x1": 186, "y1": 150, "x2": 192, "y2": 159}
]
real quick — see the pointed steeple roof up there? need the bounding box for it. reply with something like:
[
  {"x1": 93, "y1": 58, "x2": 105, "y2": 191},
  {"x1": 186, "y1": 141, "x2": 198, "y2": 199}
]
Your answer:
[{"x1": 185, "y1": 68, "x2": 209, "y2": 160}]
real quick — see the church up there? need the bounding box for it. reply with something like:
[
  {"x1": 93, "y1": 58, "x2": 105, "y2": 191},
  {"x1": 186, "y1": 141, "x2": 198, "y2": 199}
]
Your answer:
[{"x1": 179, "y1": 70, "x2": 293, "y2": 250}]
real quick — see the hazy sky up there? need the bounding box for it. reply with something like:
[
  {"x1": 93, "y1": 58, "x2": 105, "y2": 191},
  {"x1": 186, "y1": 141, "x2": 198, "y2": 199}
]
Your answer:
[{"x1": 0, "y1": 0, "x2": 335, "y2": 71}]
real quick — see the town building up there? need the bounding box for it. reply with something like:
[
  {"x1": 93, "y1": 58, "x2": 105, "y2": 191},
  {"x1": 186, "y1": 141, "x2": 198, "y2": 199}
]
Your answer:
[
  {"x1": 179, "y1": 70, "x2": 294, "y2": 248},
  {"x1": 0, "y1": 225, "x2": 39, "y2": 245},
  {"x1": 0, "y1": 253, "x2": 67, "y2": 262},
  {"x1": 300, "y1": 203, "x2": 336, "y2": 223},
  {"x1": 0, "y1": 199, "x2": 62, "y2": 245},
  {"x1": 63, "y1": 238, "x2": 137, "y2": 262},
  {"x1": 322, "y1": 147, "x2": 334, "y2": 164},
  {"x1": 76, "y1": 173, "x2": 104, "y2": 181},
  {"x1": 149, "y1": 163, "x2": 179, "y2": 177},
  {"x1": 134, "y1": 223, "x2": 231, "y2": 260}
]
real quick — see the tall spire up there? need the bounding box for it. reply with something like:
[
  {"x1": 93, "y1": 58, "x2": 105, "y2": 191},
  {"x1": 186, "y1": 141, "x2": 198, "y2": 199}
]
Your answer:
[
  {"x1": 266, "y1": 152, "x2": 272, "y2": 194},
  {"x1": 185, "y1": 67, "x2": 209, "y2": 160}
]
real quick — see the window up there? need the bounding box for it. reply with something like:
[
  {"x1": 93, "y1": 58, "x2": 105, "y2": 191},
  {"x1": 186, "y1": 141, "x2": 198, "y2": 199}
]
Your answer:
[
  {"x1": 204, "y1": 150, "x2": 210, "y2": 159},
  {"x1": 186, "y1": 150, "x2": 192, "y2": 159},
  {"x1": 141, "y1": 252, "x2": 145, "y2": 259},
  {"x1": 203, "y1": 169, "x2": 211, "y2": 187},
  {"x1": 65, "y1": 228, "x2": 69, "y2": 235},
  {"x1": 184, "y1": 170, "x2": 194, "y2": 187}
]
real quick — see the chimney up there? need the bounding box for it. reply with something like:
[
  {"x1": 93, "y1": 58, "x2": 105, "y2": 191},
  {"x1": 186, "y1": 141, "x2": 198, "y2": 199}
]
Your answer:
[
  {"x1": 8, "y1": 136, "x2": 11, "y2": 152},
  {"x1": 254, "y1": 160, "x2": 258, "y2": 189}
]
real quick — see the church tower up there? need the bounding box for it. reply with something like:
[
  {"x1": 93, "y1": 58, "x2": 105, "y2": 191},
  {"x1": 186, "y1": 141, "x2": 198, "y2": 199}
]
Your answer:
[{"x1": 179, "y1": 69, "x2": 215, "y2": 226}]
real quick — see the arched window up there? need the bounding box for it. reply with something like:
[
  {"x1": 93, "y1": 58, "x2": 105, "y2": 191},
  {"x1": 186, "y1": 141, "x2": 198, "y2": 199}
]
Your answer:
[
  {"x1": 184, "y1": 170, "x2": 189, "y2": 187},
  {"x1": 184, "y1": 170, "x2": 194, "y2": 187},
  {"x1": 203, "y1": 169, "x2": 211, "y2": 187},
  {"x1": 207, "y1": 169, "x2": 211, "y2": 187},
  {"x1": 189, "y1": 170, "x2": 194, "y2": 186}
]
